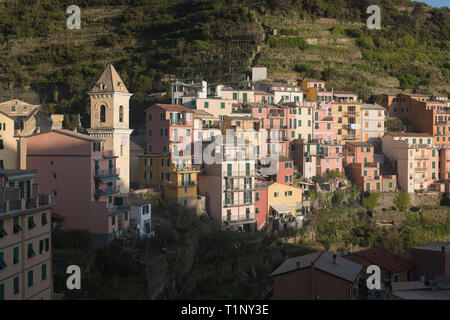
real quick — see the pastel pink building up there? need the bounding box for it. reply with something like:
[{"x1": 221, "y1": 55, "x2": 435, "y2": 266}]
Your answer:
[
  {"x1": 348, "y1": 162, "x2": 384, "y2": 192},
  {"x1": 254, "y1": 91, "x2": 275, "y2": 104},
  {"x1": 26, "y1": 130, "x2": 129, "y2": 245},
  {"x1": 145, "y1": 104, "x2": 194, "y2": 155},
  {"x1": 254, "y1": 185, "x2": 268, "y2": 230},
  {"x1": 313, "y1": 106, "x2": 335, "y2": 142},
  {"x1": 276, "y1": 156, "x2": 294, "y2": 185},
  {"x1": 317, "y1": 143, "x2": 344, "y2": 177},
  {"x1": 439, "y1": 148, "x2": 450, "y2": 181},
  {"x1": 344, "y1": 142, "x2": 374, "y2": 166}
]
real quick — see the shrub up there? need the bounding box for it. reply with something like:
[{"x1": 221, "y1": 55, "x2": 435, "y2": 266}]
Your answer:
[
  {"x1": 394, "y1": 193, "x2": 410, "y2": 212},
  {"x1": 332, "y1": 190, "x2": 345, "y2": 205},
  {"x1": 362, "y1": 193, "x2": 380, "y2": 212}
]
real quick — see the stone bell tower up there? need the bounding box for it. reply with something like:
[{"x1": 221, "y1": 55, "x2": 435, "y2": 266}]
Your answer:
[{"x1": 87, "y1": 63, "x2": 133, "y2": 193}]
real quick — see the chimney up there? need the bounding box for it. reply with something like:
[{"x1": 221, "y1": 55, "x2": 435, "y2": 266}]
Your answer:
[
  {"x1": 51, "y1": 114, "x2": 64, "y2": 130},
  {"x1": 332, "y1": 254, "x2": 337, "y2": 264}
]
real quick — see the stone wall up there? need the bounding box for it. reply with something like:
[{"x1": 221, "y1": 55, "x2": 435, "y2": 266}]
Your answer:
[{"x1": 374, "y1": 191, "x2": 441, "y2": 211}]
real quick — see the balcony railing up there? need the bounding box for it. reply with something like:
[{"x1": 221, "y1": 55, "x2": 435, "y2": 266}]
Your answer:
[
  {"x1": 223, "y1": 200, "x2": 254, "y2": 207},
  {"x1": 108, "y1": 204, "x2": 130, "y2": 215},
  {"x1": 343, "y1": 111, "x2": 360, "y2": 116},
  {"x1": 0, "y1": 195, "x2": 52, "y2": 214},
  {"x1": 224, "y1": 184, "x2": 255, "y2": 191},
  {"x1": 224, "y1": 212, "x2": 256, "y2": 224},
  {"x1": 171, "y1": 165, "x2": 201, "y2": 172},
  {"x1": 344, "y1": 135, "x2": 357, "y2": 140},
  {"x1": 95, "y1": 187, "x2": 120, "y2": 197},
  {"x1": 170, "y1": 119, "x2": 187, "y2": 126},
  {"x1": 164, "y1": 181, "x2": 197, "y2": 187},
  {"x1": 415, "y1": 167, "x2": 427, "y2": 172},
  {"x1": 94, "y1": 168, "x2": 120, "y2": 177},
  {"x1": 169, "y1": 136, "x2": 184, "y2": 143}
]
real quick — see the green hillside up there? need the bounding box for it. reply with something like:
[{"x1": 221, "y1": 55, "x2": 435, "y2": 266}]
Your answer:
[{"x1": 0, "y1": 0, "x2": 448, "y2": 129}]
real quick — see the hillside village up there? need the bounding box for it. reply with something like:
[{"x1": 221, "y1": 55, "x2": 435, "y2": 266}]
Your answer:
[{"x1": 0, "y1": 62, "x2": 449, "y2": 300}]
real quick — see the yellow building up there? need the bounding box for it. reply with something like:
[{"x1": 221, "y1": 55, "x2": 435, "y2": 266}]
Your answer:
[
  {"x1": 267, "y1": 182, "x2": 303, "y2": 219},
  {"x1": 0, "y1": 99, "x2": 49, "y2": 170},
  {"x1": 331, "y1": 93, "x2": 363, "y2": 144},
  {"x1": 139, "y1": 154, "x2": 200, "y2": 208}
]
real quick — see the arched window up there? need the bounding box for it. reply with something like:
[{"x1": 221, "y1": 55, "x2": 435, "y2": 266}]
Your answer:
[
  {"x1": 100, "y1": 105, "x2": 106, "y2": 123},
  {"x1": 119, "y1": 106, "x2": 123, "y2": 122}
]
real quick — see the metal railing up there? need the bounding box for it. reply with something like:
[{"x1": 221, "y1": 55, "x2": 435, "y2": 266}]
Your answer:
[{"x1": 94, "y1": 168, "x2": 120, "y2": 177}]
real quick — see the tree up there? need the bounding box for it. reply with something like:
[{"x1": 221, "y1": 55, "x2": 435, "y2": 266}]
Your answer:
[
  {"x1": 362, "y1": 193, "x2": 380, "y2": 212},
  {"x1": 393, "y1": 192, "x2": 410, "y2": 212},
  {"x1": 332, "y1": 190, "x2": 345, "y2": 205},
  {"x1": 326, "y1": 169, "x2": 342, "y2": 190},
  {"x1": 308, "y1": 189, "x2": 319, "y2": 207}
]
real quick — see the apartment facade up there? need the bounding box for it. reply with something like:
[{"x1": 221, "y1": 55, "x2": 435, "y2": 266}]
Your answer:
[
  {"x1": 361, "y1": 103, "x2": 386, "y2": 144},
  {"x1": 198, "y1": 146, "x2": 257, "y2": 232},
  {"x1": 26, "y1": 130, "x2": 130, "y2": 245},
  {"x1": 130, "y1": 200, "x2": 152, "y2": 238},
  {"x1": 382, "y1": 133, "x2": 439, "y2": 193},
  {"x1": 0, "y1": 170, "x2": 52, "y2": 300},
  {"x1": 332, "y1": 93, "x2": 362, "y2": 144}
]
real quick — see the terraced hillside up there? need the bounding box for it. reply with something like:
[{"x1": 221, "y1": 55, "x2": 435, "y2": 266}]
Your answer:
[{"x1": 0, "y1": 0, "x2": 448, "y2": 128}]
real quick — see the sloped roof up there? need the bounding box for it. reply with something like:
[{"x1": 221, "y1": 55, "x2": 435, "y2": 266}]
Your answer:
[
  {"x1": 270, "y1": 251, "x2": 363, "y2": 283},
  {"x1": 146, "y1": 103, "x2": 194, "y2": 113},
  {"x1": 90, "y1": 63, "x2": 129, "y2": 94},
  {"x1": 345, "y1": 248, "x2": 415, "y2": 276},
  {"x1": 0, "y1": 99, "x2": 40, "y2": 118}
]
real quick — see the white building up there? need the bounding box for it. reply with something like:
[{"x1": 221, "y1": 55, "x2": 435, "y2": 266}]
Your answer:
[
  {"x1": 130, "y1": 200, "x2": 153, "y2": 237},
  {"x1": 361, "y1": 103, "x2": 386, "y2": 144}
]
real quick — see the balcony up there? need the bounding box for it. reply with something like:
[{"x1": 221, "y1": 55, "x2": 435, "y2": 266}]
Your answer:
[
  {"x1": 415, "y1": 154, "x2": 429, "y2": 160},
  {"x1": 108, "y1": 204, "x2": 130, "y2": 215},
  {"x1": 224, "y1": 184, "x2": 256, "y2": 192},
  {"x1": 344, "y1": 135, "x2": 357, "y2": 140},
  {"x1": 164, "y1": 180, "x2": 197, "y2": 188},
  {"x1": 94, "y1": 187, "x2": 120, "y2": 197},
  {"x1": 169, "y1": 136, "x2": 184, "y2": 143},
  {"x1": 94, "y1": 168, "x2": 120, "y2": 178},
  {"x1": 268, "y1": 112, "x2": 284, "y2": 118},
  {"x1": 343, "y1": 111, "x2": 360, "y2": 117},
  {"x1": 0, "y1": 194, "x2": 52, "y2": 215},
  {"x1": 224, "y1": 212, "x2": 256, "y2": 225},
  {"x1": 223, "y1": 200, "x2": 254, "y2": 207},
  {"x1": 171, "y1": 165, "x2": 201, "y2": 172},
  {"x1": 170, "y1": 119, "x2": 187, "y2": 126},
  {"x1": 415, "y1": 167, "x2": 427, "y2": 172}
]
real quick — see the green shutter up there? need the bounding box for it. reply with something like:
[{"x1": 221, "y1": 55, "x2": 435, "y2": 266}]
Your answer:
[
  {"x1": 0, "y1": 221, "x2": 7, "y2": 238},
  {"x1": 221, "y1": 102, "x2": 225, "y2": 109},
  {"x1": 42, "y1": 264, "x2": 47, "y2": 281},
  {"x1": 28, "y1": 270, "x2": 33, "y2": 288},
  {"x1": 13, "y1": 247, "x2": 19, "y2": 264},
  {"x1": 14, "y1": 277, "x2": 19, "y2": 295}
]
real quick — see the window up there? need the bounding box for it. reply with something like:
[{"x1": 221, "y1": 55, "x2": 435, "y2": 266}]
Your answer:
[
  {"x1": 0, "y1": 221, "x2": 7, "y2": 238},
  {"x1": 221, "y1": 102, "x2": 225, "y2": 109},
  {"x1": 148, "y1": 114, "x2": 152, "y2": 121},
  {"x1": 41, "y1": 213, "x2": 48, "y2": 226},
  {"x1": 160, "y1": 113, "x2": 165, "y2": 121},
  {"x1": 42, "y1": 264, "x2": 47, "y2": 281},
  {"x1": 394, "y1": 274, "x2": 399, "y2": 283},
  {"x1": 14, "y1": 277, "x2": 19, "y2": 295},
  {"x1": 204, "y1": 102, "x2": 209, "y2": 109},
  {"x1": 52, "y1": 190, "x2": 57, "y2": 197},
  {"x1": 28, "y1": 216, "x2": 36, "y2": 230},
  {"x1": 0, "y1": 283, "x2": 3, "y2": 300},
  {"x1": 28, "y1": 270, "x2": 33, "y2": 288},
  {"x1": 112, "y1": 216, "x2": 116, "y2": 226},
  {"x1": 255, "y1": 192, "x2": 260, "y2": 201},
  {"x1": 186, "y1": 129, "x2": 191, "y2": 136},
  {"x1": 274, "y1": 192, "x2": 279, "y2": 197},
  {"x1": 13, "y1": 217, "x2": 22, "y2": 234},
  {"x1": 148, "y1": 129, "x2": 152, "y2": 137},
  {"x1": 233, "y1": 93, "x2": 237, "y2": 100},
  {"x1": 119, "y1": 106, "x2": 124, "y2": 122},
  {"x1": 0, "y1": 252, "x2": 7, "y2": 270},
  {"x1": 0, "y1": 140, "x2": 4, "y2": 150},
  {"x1": 27, "y1": 243, "x2": 35, "y2": 258},
  {"x1": 407, "y1": 270, "x2": 411, "y2": 282},
  {"x1": 51, "y1": 172, "x2": 57, "y2": 180},
  {"x1": 100, "y1": 105, "x2": 106, "y2": 122},
  {"x1": 10, "y1": 247, "x2": 18, "y2": 268}
]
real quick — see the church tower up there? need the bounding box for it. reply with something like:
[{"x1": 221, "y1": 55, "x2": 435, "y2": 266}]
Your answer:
[{"x1": 87, "y1": 63, "x2": 133, "y2": 193}]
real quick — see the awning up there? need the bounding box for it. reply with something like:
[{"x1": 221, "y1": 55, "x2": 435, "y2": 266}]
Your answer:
[
  {"x1": 271, "y1": 202, "x2": 303, "y2": 215},
  {"x1": 99, "y1": 176, "x2": 120, "y2": 183},
  {"x1": 8, "y1": 173, "x2": 35, "y2": 181}
]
